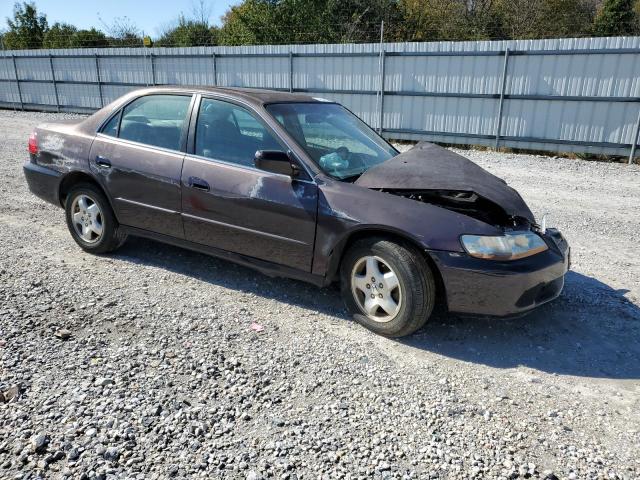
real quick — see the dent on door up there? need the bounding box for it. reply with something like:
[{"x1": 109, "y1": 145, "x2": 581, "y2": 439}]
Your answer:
[{"x1": 181, "y1": 158, "x2": 318, "y2": 272}]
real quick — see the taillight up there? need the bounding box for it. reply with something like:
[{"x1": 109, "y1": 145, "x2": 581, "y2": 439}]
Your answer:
[{"x1": 28, "y1": 131, "x2": 38, "y2": 155}]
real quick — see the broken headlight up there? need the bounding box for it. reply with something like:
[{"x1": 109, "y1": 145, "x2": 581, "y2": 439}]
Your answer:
[{"x1": 460, "y1": 232, "x2": 548, "y2": 261}]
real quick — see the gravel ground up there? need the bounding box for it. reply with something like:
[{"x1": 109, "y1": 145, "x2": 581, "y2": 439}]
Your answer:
[{"x1": 1, "y1": 110, "x2": 639, "y2": 480}]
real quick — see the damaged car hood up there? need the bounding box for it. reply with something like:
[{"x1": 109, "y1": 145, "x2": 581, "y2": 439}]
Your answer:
[{"x1": 355, "y1": 142, "x2": 535, "y2": 223}]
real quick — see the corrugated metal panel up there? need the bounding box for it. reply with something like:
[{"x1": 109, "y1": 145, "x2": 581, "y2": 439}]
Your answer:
[
  {"x1": 217, "y1": 56, "x2": 289, "y2": 89},
  {"x1": 153, "y1": 55, "x2": 215, "y2": 86},
  {"x1": 57, "y1": 83, "x2": 101, "y2": 109},
  {"x1": 1, "y1": 36, "x2": 640, "y2": 158},
  {"x1": 100, "y1": 55, "x2": 151, "y2": 85},
  {"x1": 53, "y1": 56, "x2": 97, "y2": 83},
  {"x1": 19, "y1": 81, "x2": 56, "y2": 106}
]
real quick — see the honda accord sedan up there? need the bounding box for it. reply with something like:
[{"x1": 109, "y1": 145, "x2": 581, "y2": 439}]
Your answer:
[{"x1": 23, "y1": 86, "x2": 570, "y2": 337}]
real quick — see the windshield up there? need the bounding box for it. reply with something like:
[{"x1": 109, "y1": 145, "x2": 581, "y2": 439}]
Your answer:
[{"x1": 265, "y1": 102, "x2": 397, "y2": 180}]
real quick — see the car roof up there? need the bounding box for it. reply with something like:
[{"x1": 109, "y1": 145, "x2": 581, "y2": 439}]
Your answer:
[{"x1": 133, "y1": 85, "x2": 330, "y2": 106}]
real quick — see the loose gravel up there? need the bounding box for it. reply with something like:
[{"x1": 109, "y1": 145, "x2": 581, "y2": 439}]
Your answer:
[{"x1": 1, "y1": 110, "x2": 639, "y2": 479}]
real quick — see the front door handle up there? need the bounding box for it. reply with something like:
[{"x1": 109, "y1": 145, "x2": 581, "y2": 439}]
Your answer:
[
  {"x1": 95, "y1": 156, "x2": 111, "y2": 168},
  {"x1": 188, "y1": 176, "x2": 210, "y2": 191}
]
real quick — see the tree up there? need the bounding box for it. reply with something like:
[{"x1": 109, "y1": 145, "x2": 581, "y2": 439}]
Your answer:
[
  {"x1": 397, "y1": 0, "x2": 498, "y2": 41},
  {"x1": 99, "y1": 15, "x2": 142, "y2": 46},
  {"x1": 218, "y1": 0, "x2": 401, "y2": 45},
  {"x1": 156, "y1": 1, "x2": 218, "y2": 47},
  {"x1": 3, "y1": 2, "x2": 48, "y2": 49},
  {"x1": 43, "y1": 22, "x2": 77, "y2": 48},
  {"x1": 218, "y1": 1, "x2": 278, "y2": 45},
  {"x1": 157, "y1": 16, "x2": 218, "y2": 46},
  {"x1": 592, "y1": 0, "x2": 638, "y2": 36},
  {"x1": 495, "y1": 0, "x2": 594, "y2": 39},
  {"x1": 70, "y1": 28, "x2": 109, "y2": 48}
]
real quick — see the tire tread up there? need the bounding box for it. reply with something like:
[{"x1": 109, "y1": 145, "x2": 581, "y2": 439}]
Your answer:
[{"x1": 340, "y1": 236, "x2": 436, "y2": 337}]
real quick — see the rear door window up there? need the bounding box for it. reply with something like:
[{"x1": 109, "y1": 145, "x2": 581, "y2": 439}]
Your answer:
[
  {"x1": 118, "y1": 95, "x2": 192, "y2": 151},
  {"x1": 195, "y1": 98, "x2": 282, "y2": 167}
]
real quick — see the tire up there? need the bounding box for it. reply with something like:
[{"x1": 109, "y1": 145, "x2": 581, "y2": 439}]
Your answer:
[
  {"x1": 64, "y1": 183, "x2": 127, "y2": 254},
  {"x1": 340, "y1": 237, "x2": 436, "y2": 337}
]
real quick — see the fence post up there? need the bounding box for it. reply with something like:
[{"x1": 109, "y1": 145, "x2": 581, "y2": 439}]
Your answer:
[
  {"x1": 494, "y1": 48, "x2": 510, "y2": 150},
  {"x1": 375, "y1": 21, "x2": 385, "y2": 134},
  {"x1": 49, "y1": 54, "x2": 60, "y2": 113},
  {"x1": 378, "y1": 50, "x2": 386, "y2": 134},
  {"x1": 11, "y1": 54, "x2": 23, "y2": 110},
  {"x1": 150, "y1": 53, "x2": 156, "y2": 86},
  {"x1": 289, "y1": 51, "x2": 293, "y2": 93},
  {"x1": 1, "y1": 48, "x2": 15, "y2": 112},
  {"x1": 629, "y1": 107, "x2": 640, "y2": 165},
  {"x1": 212, "y1": 52, "x2": 217, "y2": 86},
  {"x1": 95, "y1": 54, "x2": 104, "y2": 108}
]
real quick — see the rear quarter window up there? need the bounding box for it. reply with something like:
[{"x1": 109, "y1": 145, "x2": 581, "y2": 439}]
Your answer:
[{"x1": 101, "y1": 112, "x2": 120, "y2": 137}]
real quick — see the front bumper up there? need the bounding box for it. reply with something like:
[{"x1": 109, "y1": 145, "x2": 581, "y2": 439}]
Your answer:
[
  {"x1": 430, "y1": 229, "x2": 570, "y2": 317},
  {"x1": 23, "y1": 161, "x2": 63, "y2": 206}
]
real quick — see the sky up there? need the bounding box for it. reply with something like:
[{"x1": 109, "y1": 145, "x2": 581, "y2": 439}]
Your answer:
[{"x1": 0, "y1": 0, "x2": 238, "y2": 37}]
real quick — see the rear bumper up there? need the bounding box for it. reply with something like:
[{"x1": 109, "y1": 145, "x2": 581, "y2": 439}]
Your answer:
[
  {"x1": 430, "y1": 229, "x2": 570, "y2": 317},
  {"x1": 23, "y1": 161, "x2": 62, "y2": 206}
]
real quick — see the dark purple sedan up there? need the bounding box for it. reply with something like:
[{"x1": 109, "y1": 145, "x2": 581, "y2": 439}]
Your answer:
[{"x1": 23, "y1": 87, "x2": 570, "y2": 337}]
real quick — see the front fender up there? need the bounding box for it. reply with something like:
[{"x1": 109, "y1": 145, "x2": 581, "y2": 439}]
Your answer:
[{"x1": 312, "y1": 179, "x2": 502, "y2": 279}]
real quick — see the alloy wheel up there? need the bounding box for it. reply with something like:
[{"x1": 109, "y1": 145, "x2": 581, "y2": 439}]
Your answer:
[
  {"x1": 70, "y1": 194, "x2": 104, "y2": 244},
  {"x1": 350, "y1": 255, "x2": 402, "y2": 322}
]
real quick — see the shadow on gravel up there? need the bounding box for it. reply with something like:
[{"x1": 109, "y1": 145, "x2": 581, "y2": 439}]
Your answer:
[
  {"x1": 115, "y1": 238, "x2": 639, "y2": 380},
  {"x1": 114, "y1": 237, "x2": 349, "y2": 318},
  {"x1": 405, "y1": 271, "x2": 640, "y2": 380}
]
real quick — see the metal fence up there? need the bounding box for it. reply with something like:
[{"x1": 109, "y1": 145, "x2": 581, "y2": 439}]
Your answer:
[{"x1": 2, "y1": 36, "x2": 640, "y2": 163}]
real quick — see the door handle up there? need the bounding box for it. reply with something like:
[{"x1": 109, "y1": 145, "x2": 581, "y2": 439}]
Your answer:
[
  {"x1": 95, "y1": 156, "x2": 111, "y2": 168},
  {"x1": 188, "y1": 176, "x2": 210, "y2": 191}
]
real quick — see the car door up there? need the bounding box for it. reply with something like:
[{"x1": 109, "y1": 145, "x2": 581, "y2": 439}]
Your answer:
[
  {"x1": 90, "y1": 93, "x2": 194, "y2": 238},
  {"x1": 181, "y1": 96, "x2": 318, "y2": 272}
]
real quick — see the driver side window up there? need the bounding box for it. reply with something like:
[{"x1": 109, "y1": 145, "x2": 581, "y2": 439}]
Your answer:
[{"x1": 195, "y1": 98, "x2": 282, "y2": 167}]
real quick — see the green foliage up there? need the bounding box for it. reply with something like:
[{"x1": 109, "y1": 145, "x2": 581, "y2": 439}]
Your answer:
[
  {"x1": 494, "y1": 0, "x2": 594, "y2": 40},
  {"x1": 42, "y1": 22, "x2": 77, "y2": 48},
  {"x1": 218, "y1": 0, "x2": 402, "y2": 45},
  {"x1": 70, "y1": 28, "x2": 109, "y2": 48},
  {"x1": 100, "y1": 16, "x2": 142, "y2": 46},
  {"x1": 592, "y1": 0, "x2": 639, "y2": 36},
  {"x1": 156, "y1": 16, "x2": 218, "y2": 46},
  {"x1": 3, "y1": 1, "x2": 48, "y2": 49}
]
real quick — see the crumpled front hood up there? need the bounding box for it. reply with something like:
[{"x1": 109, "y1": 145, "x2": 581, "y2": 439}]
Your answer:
[{"x1": 355, "y1": 142, "x2": 535, "y2": 223}]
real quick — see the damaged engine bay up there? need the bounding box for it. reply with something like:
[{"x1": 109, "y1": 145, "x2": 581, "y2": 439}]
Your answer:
[{"x1": 380, "y1": 188, "x2": 534, "y2": 230}]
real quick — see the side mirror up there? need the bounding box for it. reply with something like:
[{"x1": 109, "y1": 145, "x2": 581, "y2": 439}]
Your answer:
[{"x1": 254, "y1": 150, "x2": 299, "y2": 177}]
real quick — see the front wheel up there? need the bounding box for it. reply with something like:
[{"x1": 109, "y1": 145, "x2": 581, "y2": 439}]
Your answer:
[
  {"x1": 340, "y1": 238, "x2": 436, "y2": 337},
  {"x1": 64, "y1": 183, "x2": 127, "y2": 254}
]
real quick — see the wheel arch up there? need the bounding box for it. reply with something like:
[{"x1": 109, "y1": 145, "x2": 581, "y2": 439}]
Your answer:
[
  {"x1": 326, "y1": 227, "x2": 447, "y2": 305},
  {"x1": 58, "y1": 171, "x2": 118, "y2": 220}
]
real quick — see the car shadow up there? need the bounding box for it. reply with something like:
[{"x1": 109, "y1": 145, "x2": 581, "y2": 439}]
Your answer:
[
  {"x1": 114, "y1": 238, "x2": 640, "y2": 380},
  {"x1": 404, "y1": 271, "x2": 640, "y2": 380},
  {"x1": 114, "y1": 237, "x2": 349, "y2": 318}
]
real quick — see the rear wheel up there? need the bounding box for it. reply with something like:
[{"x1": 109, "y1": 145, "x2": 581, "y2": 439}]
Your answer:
[
  {"x1": 340, "y1": 237, "x2": 436, "y2": 337},
  {"x1": 64, "y1": 183, "x2": 127, "y2": 254}
]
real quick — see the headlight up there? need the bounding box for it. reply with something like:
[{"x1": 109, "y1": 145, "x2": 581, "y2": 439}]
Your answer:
[{"x1": 460, "y1": 232, "x2": 548, "y2": 260}]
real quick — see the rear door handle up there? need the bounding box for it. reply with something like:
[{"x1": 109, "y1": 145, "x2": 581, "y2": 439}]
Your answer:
[
  {"x1": 188, "y1": 176, "x2": 210, "y2": 191},
  {"x1": 95, "y1": 156, "x2": 111, "y2": 168}
]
